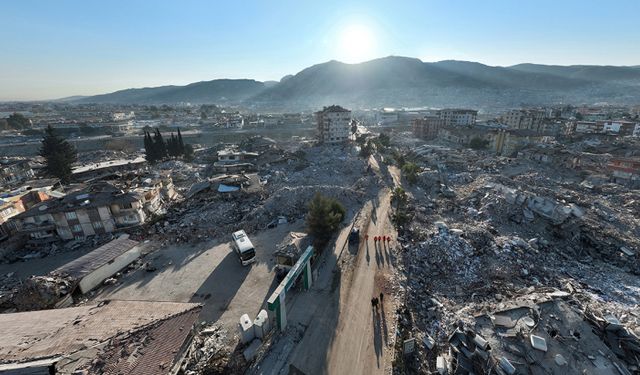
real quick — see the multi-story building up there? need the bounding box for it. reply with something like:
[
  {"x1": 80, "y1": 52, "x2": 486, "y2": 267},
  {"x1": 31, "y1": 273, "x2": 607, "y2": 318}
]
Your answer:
[
  {"x1": 574, "y1": 121, "x2": 602, "y2": 134},
  {"x1": 608, "y1": 157, "x2": 640, "y2": 187},
  {"x1": 412, "y1": 116, "x2": 445, "y2": 140},
  {"x1": 599, "y1": 120, "x2": 638, "y2": 136},
  {"x1": 502, "y1": 109, "x2": 545, "y2": 131},
  {"x1": 315, "y1": 105, "x2": 351, "y2": 144},
  {"x1": 437, "y1": 109, "x2": 477, "y2": 127},
  {"x1": 0, "y1": 159, "x2": 35, "y2": 189},
  {"x1": 12, "y1": 182, "x2": 164, "y2": 244}
]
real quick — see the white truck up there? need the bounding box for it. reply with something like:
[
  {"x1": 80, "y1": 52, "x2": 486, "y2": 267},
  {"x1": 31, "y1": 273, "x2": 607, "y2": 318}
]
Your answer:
[{"x1": 231, "y1": 230, "x2": 256, "y2": 266}]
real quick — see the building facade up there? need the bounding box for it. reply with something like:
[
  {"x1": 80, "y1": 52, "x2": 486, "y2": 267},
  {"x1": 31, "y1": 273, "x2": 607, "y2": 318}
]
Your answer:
[
  {"x1": 502, "y1": 109, "x2": 545, "y2": 131},
  {"x1": 438, "y1": 109, "x2": 478, "y2": 127},
  {"x1": 315, "y1": 105, "x2": 352, "y2": 144},
  {"x1": 0, "y1": 160, "x2": 35, "y2": 189},
  {"x1": 12, "y1": 183, "x2": 165, "y2": 244},
  {"x1": 412, "y1": 116, "x2": 445, "y2": 140}
]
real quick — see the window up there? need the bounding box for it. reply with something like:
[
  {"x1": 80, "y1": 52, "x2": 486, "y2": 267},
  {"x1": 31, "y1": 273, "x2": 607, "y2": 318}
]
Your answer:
[
  {"x1": 65, "y1": 212, "x2": 77, "y2": 220},
  {"x1": 120, "y1": 202, "x2": 133, "y2": 209},
  {"x1": 72, "y1": 224, "x2": 82, "y2": 233},
  {"x1": 92, "y1": 221, "x2": 103, "y2": 229}
]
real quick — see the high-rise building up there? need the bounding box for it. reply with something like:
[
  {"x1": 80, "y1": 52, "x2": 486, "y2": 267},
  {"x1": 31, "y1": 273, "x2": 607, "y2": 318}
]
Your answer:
[{"x1": 315, "y1": 105, "x2": 352, "y2": 144}]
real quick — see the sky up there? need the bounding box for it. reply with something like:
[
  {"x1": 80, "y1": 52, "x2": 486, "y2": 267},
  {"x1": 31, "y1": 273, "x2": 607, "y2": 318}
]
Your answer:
[{"x1": 1, "y1": 0, "x2": 639, "y2": 101}]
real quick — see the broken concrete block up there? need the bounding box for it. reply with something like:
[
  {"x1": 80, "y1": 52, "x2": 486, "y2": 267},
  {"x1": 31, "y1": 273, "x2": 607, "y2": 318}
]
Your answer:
[
  {"x1": 253, "y1": 309, "x2": 270, "y2": 339},
  {"x1": 499, "y1": 357, "x2": 516, "y2": 374},
  {"x1": 242, "y1": 338, "x2": 262, "y2": 361},
  {"x1": 555, "y1": 354, "x2": 567, "y2": 366},
  {"x1": 604, "y1": 314, "x2": 623, "y2": 331},
  {"x1": 530, "y1": 334, "x2": 547, "y2": 352},
  {"x1": 422, "y1": 334, "x2": 435, "y2": 350},
  {"x1": 239, "y1": 313, "x2": 254, "y2": 344},
  {"x1": 436, "y1": 356, "x2": 447, "y2": 375},
  {"x1": 620, "y1": 247, "x2": 636, "y2": 257},
  {"x1": 492, "y1": 314, "x2": 517, "y2": 328},
  {"x1": 473, "y1": 334, "x2": 489, "y2": 350}
]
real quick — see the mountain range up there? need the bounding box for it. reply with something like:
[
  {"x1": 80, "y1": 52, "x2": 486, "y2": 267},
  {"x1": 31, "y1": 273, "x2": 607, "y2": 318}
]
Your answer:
[{"x1": 72, "y1": 56, "x2": 640, "y2": 111}]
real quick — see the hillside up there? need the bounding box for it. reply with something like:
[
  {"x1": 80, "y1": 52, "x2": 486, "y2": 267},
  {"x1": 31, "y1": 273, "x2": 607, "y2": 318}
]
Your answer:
[
  {"x1": 75, "y1": 79, "x2": 266, "y2": 104},
  {"x1": 74, "y1": 57, "x2": 640, "y2": 110}
]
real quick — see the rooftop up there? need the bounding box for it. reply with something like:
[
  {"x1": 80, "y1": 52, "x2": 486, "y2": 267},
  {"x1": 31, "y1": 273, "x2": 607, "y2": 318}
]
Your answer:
[
  {"x1": 53, "y1": 235, "x2": 139, "y2": 281},
  {"x1": 0, "y1": 300, "x2": 201, "y2": 366}
]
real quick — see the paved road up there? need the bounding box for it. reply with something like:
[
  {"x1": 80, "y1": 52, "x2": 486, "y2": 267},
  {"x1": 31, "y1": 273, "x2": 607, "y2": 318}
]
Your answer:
[{"x1": 93, "y1": 223, "x2": 300, "y2": 333}]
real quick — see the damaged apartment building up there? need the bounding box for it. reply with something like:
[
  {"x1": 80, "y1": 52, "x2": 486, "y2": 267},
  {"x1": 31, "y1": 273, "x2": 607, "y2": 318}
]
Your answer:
[{"x1": 11, "y1": 179, "x2": 174, "y2": 244}]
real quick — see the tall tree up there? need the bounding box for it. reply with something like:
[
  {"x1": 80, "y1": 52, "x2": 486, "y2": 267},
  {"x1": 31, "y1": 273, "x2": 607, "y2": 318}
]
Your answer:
[
  {"x1": 143, "y1": 131, "x2": 155, "y2": 162},
  {"x1": 39, "y1": 125, "x2": 77, "y2": 183},
  {"x1": 153, "y1": 128, "x2": 167, "y2": 160},
  {"x1": 177, "y1": 128, "x2": 185, "y2": 155}
]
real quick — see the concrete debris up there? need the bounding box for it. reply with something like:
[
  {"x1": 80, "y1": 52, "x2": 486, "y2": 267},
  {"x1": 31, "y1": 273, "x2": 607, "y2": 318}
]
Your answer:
[{"x1": 12, "y1": 275, "x2": 73, "y2": 311}]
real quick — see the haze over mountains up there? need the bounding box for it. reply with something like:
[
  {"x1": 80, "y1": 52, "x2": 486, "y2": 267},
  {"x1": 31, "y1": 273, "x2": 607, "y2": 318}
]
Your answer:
[{"x1": 73, "y1": 56, "x2": 640, "y2": 110}]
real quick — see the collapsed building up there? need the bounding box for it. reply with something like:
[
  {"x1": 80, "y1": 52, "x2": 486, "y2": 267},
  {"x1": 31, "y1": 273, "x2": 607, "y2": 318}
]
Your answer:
[
  {"x1": 0, "y1": 159, "x2": 36, "y2": 189},
  {"x1": 0, "y1": 300, "x2": 202, "y2": 374},
  {"x1": 11, "y1": 180, "x2": 173, "y2": 245}
]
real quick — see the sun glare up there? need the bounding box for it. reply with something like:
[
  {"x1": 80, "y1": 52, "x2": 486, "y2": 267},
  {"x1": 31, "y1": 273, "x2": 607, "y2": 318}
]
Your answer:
[{"x1": 338, "y1": 24, "x2": 375, "y2": 63}]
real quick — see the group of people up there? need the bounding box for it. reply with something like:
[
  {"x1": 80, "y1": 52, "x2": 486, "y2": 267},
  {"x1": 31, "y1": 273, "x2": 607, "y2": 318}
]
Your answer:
[
  {"x1": 371, "y1": 292, "x2": 384, "y2": 309},
  {"x1": 364, "y1": 234, "x2": 392, "y2": 243}
]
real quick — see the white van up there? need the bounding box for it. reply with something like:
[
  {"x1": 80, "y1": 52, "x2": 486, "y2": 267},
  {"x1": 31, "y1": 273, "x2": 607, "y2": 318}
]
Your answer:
[{"x1": 231, "y1": 230, "x2": 256, "y2": 266}]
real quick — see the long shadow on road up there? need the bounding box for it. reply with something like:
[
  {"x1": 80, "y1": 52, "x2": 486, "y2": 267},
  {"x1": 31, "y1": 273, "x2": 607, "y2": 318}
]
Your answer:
[{"x1": 189, "y1": 251, "x2": 250, "y2": 323}]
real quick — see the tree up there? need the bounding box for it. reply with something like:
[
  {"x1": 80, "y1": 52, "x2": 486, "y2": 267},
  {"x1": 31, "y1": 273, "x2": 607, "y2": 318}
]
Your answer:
[
  {"x1": 575, "y1": 112, "x2": 583, "y2": 121},
  {"x1": 350, "y1": 119, "x2": 358, "y2": 139},
  {"x1": 401, "y1": 162, "x2": 420, "y2": 185},
  {"x1": 392, "y1": 150, "x2": 406, "y2": 167},
  {"x1": 391, "y1": 187, "x2": 408, "y2": 210},
  {"x1": 183, "y1": 144, "x2": 194, "y2": 162},
  {"x1": 39, "y1": 125, "x2": 77, "y2": 183},
  {"x1": 7, "y1": 113, "x2": 31, "y2": 130},
  {"x1": 306, "y1": 193, "x2": 346, "y2": 245},
  {"x1": 377, "y1": 133, "x2": 390, "y2": 148},
  {"x1": 177, "y1": 128, "x2": 185, "y2": 155},
  {"x1": 391, "y1": 187, "x2": 411, "y2": 228},
  {"x1": 468, "y1": 137, "x2": 489, "y2": 150},
  {"x1": 143, "y1": 131, "x2": 155, "y2": 162},
  {"x1": 153, "y1": 128, "x2": 167, "y2": 160}
]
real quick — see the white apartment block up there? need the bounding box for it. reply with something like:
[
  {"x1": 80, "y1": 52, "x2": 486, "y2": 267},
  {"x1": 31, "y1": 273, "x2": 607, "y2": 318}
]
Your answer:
[
  {"x1": 315, "y1": 105, "x2": 352, "y2": 144},
  {"x1": 438, "y1": 109, "x2": 478, "y2": 126}
]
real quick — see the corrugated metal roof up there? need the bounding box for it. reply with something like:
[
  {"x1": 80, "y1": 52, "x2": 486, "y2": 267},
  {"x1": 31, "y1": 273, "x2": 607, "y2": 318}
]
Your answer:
[
  {"x1": 54, "y1": 236, "x2": 139, "y2": 280},
  {"x1": 0, "y1": 300, "x2": 201, "y2": 364}
]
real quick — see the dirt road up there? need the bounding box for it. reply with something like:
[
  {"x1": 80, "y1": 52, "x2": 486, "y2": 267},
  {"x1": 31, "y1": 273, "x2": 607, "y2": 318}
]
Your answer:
[{"x1": 324, "y1": 188, "x2": 397, "y2": 374}]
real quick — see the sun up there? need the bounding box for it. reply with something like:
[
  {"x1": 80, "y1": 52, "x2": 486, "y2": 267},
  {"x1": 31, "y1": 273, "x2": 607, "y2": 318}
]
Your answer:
[{"x1": 338, "y1": 24, "x2": 375, "y2": 63}]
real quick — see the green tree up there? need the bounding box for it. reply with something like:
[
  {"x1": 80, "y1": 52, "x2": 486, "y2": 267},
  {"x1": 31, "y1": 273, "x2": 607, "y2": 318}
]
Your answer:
[
  {"x1": 392, "y1": 150, "x2": 406, "y2": 167},
  {"x1": 306, "y1": 193, "x2": 346, "y2": 244},
  {"x1": 377, "y1": 133, "x2": 390, "y2": 147},
  {"x1": 39, "y1": 125, "x2": 77, "y2": 183},
  {"x1": 143, "y1": 131, "x2": 155, "y2": 162},
  {"x1": 7, "y1": 113, "x2": 31, "y2": 130},
  {"x1": 401, "y1": 162, "x2": 420, "y2": 185},
  {"x1": 183, "y1": 144, "x2": 194, "y2": 162},
  {"x1": 468, "y1": 137, "x2": 489, "y2": 150},
  {"x1": 177, "y1": 128, "x2": 185, "y2": 155},
  {"x1": 391, "y1": 187, "x2": 410, "y2": 228},
  {"x1": 350, "y1": 119, "x2": 358, "y2": 138},
  {"x1": 153, "y1": 128, "x2": 167, "y2": 160},
  {"x1": 574, "y1": 112, "x2": 583, "y2": 121}
]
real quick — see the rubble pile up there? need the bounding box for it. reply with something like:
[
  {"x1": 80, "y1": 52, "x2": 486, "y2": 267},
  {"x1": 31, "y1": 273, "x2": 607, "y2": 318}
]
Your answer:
[
  {"x1": 12, "y1": 275, "x2": 73, "y2": 311},
  {"x1": 394, "y1": 138, "x2": 640, "y2": 373},
  {"x1": 181, "y1": 323, "x2": 240, "y2": 374}
]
